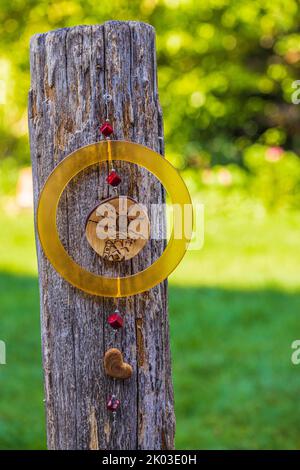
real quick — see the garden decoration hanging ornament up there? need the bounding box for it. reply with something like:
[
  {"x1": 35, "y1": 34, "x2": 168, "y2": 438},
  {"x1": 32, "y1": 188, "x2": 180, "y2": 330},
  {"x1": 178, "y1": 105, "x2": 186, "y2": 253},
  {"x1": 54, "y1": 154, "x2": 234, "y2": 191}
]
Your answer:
[{"x1": 36, "y1": 92, "x2": 193, "y2": 426}]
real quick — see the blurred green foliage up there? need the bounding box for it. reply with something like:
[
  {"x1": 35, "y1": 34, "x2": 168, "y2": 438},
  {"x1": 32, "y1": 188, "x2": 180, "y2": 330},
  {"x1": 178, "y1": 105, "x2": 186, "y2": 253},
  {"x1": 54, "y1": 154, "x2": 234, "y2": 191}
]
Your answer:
[{"x1": 1, "y1": 0, "x2": 300, "y2": 207}]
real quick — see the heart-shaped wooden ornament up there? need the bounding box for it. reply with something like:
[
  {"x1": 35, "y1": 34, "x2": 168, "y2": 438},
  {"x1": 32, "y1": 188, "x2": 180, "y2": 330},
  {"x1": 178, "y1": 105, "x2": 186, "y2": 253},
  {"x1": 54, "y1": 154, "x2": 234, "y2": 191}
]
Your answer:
[{"x1": 104, "y1": 348, "x2": 133, "y2": 379}]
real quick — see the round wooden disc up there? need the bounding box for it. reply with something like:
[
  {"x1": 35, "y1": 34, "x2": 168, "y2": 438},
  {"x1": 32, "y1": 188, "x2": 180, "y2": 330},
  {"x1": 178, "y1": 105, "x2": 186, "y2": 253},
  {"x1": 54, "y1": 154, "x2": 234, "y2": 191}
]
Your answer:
[{"x1": 85, "y1": 196, "x2": 150, "y2": 262}]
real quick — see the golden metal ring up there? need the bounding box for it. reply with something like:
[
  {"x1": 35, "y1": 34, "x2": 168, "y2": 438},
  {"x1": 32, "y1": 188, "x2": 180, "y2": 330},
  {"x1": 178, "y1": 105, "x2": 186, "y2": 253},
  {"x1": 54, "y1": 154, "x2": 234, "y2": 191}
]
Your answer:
[{"x1": 37, "y1": 140, "x2": 192, "y2": 297}]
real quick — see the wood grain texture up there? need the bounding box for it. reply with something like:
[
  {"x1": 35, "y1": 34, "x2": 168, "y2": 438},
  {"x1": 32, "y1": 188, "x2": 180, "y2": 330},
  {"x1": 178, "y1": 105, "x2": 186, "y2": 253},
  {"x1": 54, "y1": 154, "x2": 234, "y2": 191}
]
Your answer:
[{"x1": 28, "y1": 21, "x2": 175, "y2": 450}]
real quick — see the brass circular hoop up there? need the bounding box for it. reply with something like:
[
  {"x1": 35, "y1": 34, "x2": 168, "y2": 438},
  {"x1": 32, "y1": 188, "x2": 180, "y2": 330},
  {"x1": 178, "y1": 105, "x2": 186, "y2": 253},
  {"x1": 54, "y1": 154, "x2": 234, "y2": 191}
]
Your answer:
[{"x1": 37, "y1": 140, "x2": 192, "y2": 297}]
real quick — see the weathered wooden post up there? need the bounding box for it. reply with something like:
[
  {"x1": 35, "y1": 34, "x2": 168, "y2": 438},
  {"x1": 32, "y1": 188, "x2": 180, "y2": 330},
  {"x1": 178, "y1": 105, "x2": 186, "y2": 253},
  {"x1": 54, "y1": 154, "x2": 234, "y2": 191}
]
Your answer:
[{"x1": 28, "y1": 21, "x2": 175, "y2": 450}]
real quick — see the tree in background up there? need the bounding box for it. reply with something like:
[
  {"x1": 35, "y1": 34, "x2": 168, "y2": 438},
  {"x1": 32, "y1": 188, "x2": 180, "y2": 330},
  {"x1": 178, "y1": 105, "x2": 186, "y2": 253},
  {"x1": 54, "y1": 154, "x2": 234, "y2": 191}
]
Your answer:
[{"x1": 0, "y1": 0, "x2": 300, "y2": 206}]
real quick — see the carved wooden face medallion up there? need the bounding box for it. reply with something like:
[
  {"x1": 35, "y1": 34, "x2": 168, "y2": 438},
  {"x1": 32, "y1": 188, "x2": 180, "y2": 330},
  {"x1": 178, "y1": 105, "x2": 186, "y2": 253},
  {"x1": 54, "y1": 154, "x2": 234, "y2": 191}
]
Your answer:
[{"x1": 85, "y1": 196, "x2": 150, "y2": 262}]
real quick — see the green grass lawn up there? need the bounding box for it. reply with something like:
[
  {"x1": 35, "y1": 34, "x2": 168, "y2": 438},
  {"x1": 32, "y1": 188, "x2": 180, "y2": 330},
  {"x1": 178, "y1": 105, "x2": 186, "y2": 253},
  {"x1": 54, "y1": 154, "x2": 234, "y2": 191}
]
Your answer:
[{"x1": 0, "y1": 191, "x2": 300, "y2": 449}]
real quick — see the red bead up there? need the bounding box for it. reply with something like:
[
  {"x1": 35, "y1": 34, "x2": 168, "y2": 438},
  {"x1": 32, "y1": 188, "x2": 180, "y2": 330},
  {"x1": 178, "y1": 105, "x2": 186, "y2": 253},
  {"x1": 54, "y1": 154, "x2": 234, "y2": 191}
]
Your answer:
[
  {"x1": 107, "y1": 395, "x2": 120, "y2": 412},
  {"x1": 106, "y1": 170, "x2": 121, "y2": 187},
  {"x1": 107, "y1": 311, "x2": 123, "y2": 329},
  {"x1": 100, "y1": 121, "x2": 113, "y2": 137}
]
